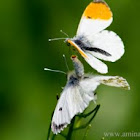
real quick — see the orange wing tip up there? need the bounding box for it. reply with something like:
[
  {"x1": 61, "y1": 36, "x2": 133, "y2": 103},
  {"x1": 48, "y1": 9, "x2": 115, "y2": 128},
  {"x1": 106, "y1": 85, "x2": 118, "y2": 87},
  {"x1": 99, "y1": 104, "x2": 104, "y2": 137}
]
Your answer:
[{"x1": 83, "y1": 2, "x2": 112, "y2": 20}]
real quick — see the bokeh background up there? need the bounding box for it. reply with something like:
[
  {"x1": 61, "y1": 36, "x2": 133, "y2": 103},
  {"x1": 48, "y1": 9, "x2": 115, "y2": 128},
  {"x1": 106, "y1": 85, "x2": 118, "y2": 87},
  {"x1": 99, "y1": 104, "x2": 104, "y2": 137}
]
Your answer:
[{"x1": 0, "y1": 0, "x2": 140, "y2": 140}]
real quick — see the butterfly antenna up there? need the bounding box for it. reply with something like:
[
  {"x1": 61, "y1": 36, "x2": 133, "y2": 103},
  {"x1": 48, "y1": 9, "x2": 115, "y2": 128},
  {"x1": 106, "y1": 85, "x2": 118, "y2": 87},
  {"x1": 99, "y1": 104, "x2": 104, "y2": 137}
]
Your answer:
[
  {"x1": 60, "y1": 30, "x2": 69, "y2": 37},
  {"x1": 63, "y1": 54, "x2": 69, "y2": 71},
  {"x1": 48, "y1": 38, "x2": 67, "y2": 42},
  {"x1": 44, "y1": 68, "x2": 66, "y2": 75}
]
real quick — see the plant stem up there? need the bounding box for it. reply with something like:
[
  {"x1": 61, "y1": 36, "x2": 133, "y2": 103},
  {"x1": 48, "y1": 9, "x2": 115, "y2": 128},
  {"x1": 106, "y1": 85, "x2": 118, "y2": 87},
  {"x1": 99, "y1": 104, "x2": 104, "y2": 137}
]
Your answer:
[
  {"x1": 87, "y1": 105, "x2": 100, "y2": 124},
  {"x1": 74, "y1": 105, "x2": 100, "y2": 130},
  {"x1": 67, "y1": 117, "x2": 76, "y2": 140},
  {"x1": 51, "y1": 134, "x2": 56, "y2": 140},
  {"x1": 59, "y1": 133, "x2": 67, "y2": 138},
  {"x1": 78, "y1": 105, "x2": 100, "y2": 118},
  {"x1": 47, "y1": 123, "x2": 51, "y2": 140},
  {"x1": 47, "y1": 111, "x2": 54, "y2": 140}
]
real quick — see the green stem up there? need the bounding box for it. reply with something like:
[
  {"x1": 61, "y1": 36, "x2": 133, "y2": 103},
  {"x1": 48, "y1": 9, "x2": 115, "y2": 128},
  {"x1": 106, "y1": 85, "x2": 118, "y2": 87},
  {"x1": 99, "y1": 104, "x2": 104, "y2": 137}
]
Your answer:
[
  {"x1": 87, "y1": 105, "x2": 100, "y2": 124},
  {"x1": 78, "y1": 105, "x2": 100, "y2": 118},
  {"x1": 59, "y1": 132, "x2": 67, "y2": 138},
  {"x1": 51, "y1": 134, "x2": 56, "y2": 140},
  {"x1": 47, "y1": 123, "x2": 51, "y2": 140},
  {"x1": 47, "y1": 111, "x2": 54, "y2": 140},
  {"x1": 67, "y1": 117, "x2": 76, "y2": 140},
  {"x1": 74, "y1": 105, "x2": 100, "y2": 130}
]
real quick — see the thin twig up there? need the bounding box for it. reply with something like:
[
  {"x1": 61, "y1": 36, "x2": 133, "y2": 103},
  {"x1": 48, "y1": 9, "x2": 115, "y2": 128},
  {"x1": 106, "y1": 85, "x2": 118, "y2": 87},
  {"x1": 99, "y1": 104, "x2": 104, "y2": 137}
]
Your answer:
[
  {"x1": 78, "y1": 105, "x2": 100, "y2": 118},
  {"x1": 67, "y1": 117, "x2": 76, "y2": 140},
  {"x1": 59, "y1": 132, "x2": 67, "y2": 138},
  {"x1": 51, "y1": 134, "x2": 56, "y2": 140},
  {"x1": 47, "y1": 123, "x2": 52, "y2": 140},
  {"x1": 74, "y1": 105, "x2": 100, "y2": 130},
  {"x1": 47, "y1": 111, "x2": 54, "y2": 140}
]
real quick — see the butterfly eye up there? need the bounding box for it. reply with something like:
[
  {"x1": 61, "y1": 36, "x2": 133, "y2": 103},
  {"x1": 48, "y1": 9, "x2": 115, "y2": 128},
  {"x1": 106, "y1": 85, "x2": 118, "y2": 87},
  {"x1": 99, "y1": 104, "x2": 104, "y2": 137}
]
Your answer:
[{"x1": 67, "y1": 42, "x2": 71, "y2": 46}]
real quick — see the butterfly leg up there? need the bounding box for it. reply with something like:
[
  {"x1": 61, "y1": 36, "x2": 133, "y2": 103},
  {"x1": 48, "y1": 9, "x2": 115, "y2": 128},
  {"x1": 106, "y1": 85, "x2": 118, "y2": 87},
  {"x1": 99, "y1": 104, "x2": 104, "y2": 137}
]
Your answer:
[{"x1": 56, "y1": 93, "x2": 59, "y2": 100}]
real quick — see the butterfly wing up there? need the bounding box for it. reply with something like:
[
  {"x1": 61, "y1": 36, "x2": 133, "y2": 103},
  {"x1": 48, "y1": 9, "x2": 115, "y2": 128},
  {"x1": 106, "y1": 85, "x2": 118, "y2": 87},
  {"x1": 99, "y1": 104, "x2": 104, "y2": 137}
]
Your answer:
[
  {"x1": 80, "y1": 75, "x2": 130, "y2": 91},
  {"x1": 84, "y1": 30, "x2": 125, "y2": 62},
  {"x1": 94, "y1": 75, "x2": 130, "y2": 90},
  {"x1": 77, "y1": 0, "x2": 113, "y2": 37},
  {"x1": 51, "y1": 84, "x2": 94, "y2": 134},
  {"x1": 84, "y1": 52, "x2": 108, "y2": 74}
]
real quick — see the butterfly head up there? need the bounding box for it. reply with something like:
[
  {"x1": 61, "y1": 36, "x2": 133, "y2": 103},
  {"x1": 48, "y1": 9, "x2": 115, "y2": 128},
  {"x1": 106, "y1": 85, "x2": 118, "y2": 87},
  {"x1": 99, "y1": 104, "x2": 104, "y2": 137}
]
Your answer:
[{"x1": 64, "y1": 38, "x2": 72, "y2": 46}]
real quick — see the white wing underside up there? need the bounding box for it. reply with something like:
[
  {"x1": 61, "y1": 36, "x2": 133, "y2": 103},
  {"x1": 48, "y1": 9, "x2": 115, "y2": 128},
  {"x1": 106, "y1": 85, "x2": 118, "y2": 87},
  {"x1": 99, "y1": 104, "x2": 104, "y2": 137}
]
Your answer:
[
  {"x1": 77, "y1": 30, "x2": 124, "y2": 74},
  {"x1": 93, "y1": 75, "x2": 130, "y2": 90},
  {"x1": 80, "y1": 75, "x2": 130, "y2": 91},
  {"x1": 77, "y1": 17, "x2": 113, "y2": 37},
  {"x1": 51, "y1": 84, "x2": 96, "y2": 134},
  {"x1": 87, "y1": 30, "x2": 125, "y2": 62},
  {"x1": 84, "y1": 53, "x2": 108, "y2": 74}
]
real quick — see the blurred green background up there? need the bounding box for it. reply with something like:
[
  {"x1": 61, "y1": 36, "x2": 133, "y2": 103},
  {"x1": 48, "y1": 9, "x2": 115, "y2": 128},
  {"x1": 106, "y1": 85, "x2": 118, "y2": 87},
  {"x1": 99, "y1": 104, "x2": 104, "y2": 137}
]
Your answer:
[{"x1": 0, "y1": 0, "x2": 140, "y2": 140}]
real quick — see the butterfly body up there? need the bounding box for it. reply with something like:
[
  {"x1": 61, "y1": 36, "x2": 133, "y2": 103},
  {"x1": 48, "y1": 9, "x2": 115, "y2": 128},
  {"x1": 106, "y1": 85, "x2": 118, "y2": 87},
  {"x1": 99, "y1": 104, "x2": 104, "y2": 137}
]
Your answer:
[{"x1": 67, "y1": 72, "x2": 79, "y2": 86}]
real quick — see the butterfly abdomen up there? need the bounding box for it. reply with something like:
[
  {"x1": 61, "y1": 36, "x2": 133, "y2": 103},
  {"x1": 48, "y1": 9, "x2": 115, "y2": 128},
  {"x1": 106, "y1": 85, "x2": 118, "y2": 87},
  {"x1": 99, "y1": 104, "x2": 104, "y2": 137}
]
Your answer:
[{"x1": 71, "y1": 55, "x2": 84, "y2": 78}]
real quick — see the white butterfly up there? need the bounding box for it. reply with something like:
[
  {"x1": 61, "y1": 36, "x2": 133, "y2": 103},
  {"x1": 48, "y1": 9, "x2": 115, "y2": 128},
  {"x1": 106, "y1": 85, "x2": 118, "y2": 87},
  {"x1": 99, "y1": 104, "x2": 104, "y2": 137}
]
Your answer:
[
  {"x1": 49, "y1": 0, "x2": 124, "y2": 74},
  {"x1": 48, "y1": 55, "x2": 130, "y2": 134}
]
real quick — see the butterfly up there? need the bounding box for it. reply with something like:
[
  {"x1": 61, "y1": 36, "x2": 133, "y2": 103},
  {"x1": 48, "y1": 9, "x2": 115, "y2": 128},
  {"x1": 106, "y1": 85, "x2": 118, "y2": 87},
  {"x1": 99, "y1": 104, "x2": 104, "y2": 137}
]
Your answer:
[
  {"x1": 49, "y1": 55, "x2": 130, "y2": 134},
  {"x1": 65, "y1": 0, "x2": 125, "y2": 74},
  {"x1": 49, "y1": 0, "x2": 124, "y2": 74}
]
